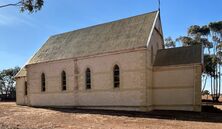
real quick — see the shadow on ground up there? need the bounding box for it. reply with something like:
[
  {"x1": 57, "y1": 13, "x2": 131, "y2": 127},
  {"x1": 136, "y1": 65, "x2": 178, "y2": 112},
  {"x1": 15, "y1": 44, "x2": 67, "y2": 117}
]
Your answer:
[{"x1": 42, "y1": 105, "x2": 222, "y2": 123}]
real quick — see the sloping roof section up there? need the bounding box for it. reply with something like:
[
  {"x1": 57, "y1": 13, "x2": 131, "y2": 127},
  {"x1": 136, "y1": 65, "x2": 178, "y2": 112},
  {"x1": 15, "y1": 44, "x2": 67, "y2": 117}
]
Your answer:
[
  {"x1": 28, "y1": 11, "x2": 158, "y2": 64},
  {"x1": 153, "y1": 45, "x2": 202, "y2": 66},
  {"x1": 15, "y1": 67, "x2": 27, "y2": 78}
]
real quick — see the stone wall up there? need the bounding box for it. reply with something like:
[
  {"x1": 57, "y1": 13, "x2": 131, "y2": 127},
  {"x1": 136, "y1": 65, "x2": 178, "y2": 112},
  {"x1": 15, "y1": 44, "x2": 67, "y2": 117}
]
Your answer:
[
  {"x1": 152, "y1": 64, "x2": 202, "y2": 111},
  {"x1": 146, "y1": 15, "x2": 164, "y2": 111},
  {"x1": 27, "y1": 59, "x2": 76, "y2": 106},
  {"x1": 25, "y1": 49, "x2": 147, "y2": 111},
  {"x1": 16, "y1": 77, "x2": 28, "y2": 105}
]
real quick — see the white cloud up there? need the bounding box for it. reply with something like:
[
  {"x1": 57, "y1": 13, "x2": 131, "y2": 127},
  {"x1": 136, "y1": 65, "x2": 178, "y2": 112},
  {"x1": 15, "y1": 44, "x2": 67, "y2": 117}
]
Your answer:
[
  {"x1": 0, "y1": 14, "x2": 16, "y2": 25},
  {"x1": 0, "y1": 14, "x2": 37, "y2": 27},
  {"x1": 0, "y1": 0, "x2": 37, "y2": 28},
  {"x1": 0, "y1": 1, "x2": 59, "y2": 32}
]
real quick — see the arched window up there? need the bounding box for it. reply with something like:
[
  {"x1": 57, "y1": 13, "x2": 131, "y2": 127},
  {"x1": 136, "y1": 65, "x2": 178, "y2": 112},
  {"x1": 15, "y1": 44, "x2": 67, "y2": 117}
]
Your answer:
[
  {"x1": 41, "y1": 73, "x2": 46, "y2": 92},
  {"x1": 85, "y1": 68, "x2": 91, "y2": 89},
  {"x1": 113, "y1": 65, "x2": 120, "y2": 88},
  {"x1": 61, "y1": 71, "x2": 67, "y2": 91},
  {"x1": 24, "y1": 81, "x2": 28, "y2": 96}
]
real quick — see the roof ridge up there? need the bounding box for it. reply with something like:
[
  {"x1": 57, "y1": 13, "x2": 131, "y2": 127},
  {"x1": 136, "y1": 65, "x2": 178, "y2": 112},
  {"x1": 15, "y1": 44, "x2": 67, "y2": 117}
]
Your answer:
[
  {"x1": 26, "y1": 10, "x2": 159, "y2": 65},
  {"x1": 51, "y1": 10, "x2": 159, "y2": 37}
]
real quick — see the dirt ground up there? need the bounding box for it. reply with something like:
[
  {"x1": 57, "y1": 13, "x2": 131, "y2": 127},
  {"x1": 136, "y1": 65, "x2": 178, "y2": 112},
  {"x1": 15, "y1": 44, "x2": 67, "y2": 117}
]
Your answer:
[
  {"x1": 202, "y1": 95, "x2": 222, "y2": 101},
  {"x1": 0, "y1": 103, "x2": 222, "y2": 129}
]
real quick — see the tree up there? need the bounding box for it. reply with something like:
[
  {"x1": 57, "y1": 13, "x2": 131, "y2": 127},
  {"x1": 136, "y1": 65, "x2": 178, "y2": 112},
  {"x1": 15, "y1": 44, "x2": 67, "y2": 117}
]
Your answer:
[
  {"x1": 0, "y1": 67, "x2": 20, "y2": 101},
  {"x1": 176, "y1": 25, "x2": 212, "y2": 51},
  {"x1": 175, "y1": 25, "x2": 212, "y2": 95},
  {"x1": 202, "y1": 90, "x2": 210, "y2": 100},
  {"x1": 170, "y1": 22, "x2": 222, "y2": 102},
  {"x1": 0, "y1": 0, "x2": 44, "y2": 13},
  {"x1": 208, "y1": 21, "x2": 222, "y2": 102},
  {"x1": 202, "y1": 55, "x2": 216, "y2": 92},
  {"x1": 164, "y1": 37, "x2": 176, "y2": 48}
]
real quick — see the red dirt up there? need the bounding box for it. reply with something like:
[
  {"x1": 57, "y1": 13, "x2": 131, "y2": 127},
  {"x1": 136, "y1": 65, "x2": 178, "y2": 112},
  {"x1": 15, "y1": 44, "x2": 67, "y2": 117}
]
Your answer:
[{"x1": 0, "y1": 102, "x2": 222, "y2": 129}]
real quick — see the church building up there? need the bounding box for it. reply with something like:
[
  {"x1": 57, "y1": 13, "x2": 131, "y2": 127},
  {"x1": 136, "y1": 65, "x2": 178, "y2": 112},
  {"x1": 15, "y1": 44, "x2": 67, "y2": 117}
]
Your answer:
[{"x1": 15, "y1": 11, "x2": 203, "y2": 112}]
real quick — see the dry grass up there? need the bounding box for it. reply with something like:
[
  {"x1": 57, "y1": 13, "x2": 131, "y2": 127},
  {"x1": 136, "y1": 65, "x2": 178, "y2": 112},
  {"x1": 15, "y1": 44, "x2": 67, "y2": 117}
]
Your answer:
[
  {"x1": 0, "y1": 102, "x2": 222, "y2": 129},
  {"x1": 202, "y1": 95, "x2": 222, "y2": 101}
]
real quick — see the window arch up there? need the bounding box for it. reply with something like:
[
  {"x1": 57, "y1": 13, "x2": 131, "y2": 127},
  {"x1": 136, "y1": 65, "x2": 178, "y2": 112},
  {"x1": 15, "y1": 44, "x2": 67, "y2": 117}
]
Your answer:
[
  {"x1": 113, "y1": 65, "x2": 120, "y2": 88},
  {"x1": 41, "y1": 73, "x2": 46, "y2": 92},
  {"x1": 85, "y1": 68, "x2": 91, "y2": 89},
  {"x1": 61, "y1": 71, "x2": 67, "y2": 91}
]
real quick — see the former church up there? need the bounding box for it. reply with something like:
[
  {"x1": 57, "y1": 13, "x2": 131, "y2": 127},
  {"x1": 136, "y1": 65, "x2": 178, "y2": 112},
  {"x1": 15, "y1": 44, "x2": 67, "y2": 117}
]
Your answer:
[{"x1": 15, "y1": 11, "x2": 203, "y2": 112}]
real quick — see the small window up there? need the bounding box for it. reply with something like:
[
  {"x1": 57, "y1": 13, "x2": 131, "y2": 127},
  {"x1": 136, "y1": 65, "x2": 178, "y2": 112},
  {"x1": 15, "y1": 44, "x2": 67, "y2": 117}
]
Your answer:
[
  {"x1": 113, "y1": 65, "x2": 120, "y2": 88},
  {"x1": 41, "y1": 73, "x2": 46, "y2": 92},
  {"x1": 61, "y1": 71, "x2": 67, "y2": 91},
  {"x1": 24, "y1": 81, "x2": 28, "y2": 96},
  {"x1": 85, "y1": 68, "x2": 91, "y2": 89}
]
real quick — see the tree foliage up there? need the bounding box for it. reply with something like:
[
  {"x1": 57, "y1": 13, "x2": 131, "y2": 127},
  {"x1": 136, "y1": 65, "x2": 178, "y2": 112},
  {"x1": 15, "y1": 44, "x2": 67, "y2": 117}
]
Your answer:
[
  {"x1": 176, "y1": 25, "x2": 213, "y2": 49},
  {"x1": 209, "y1": 21, "x2": 222, "y2": 36},
  {"x1": 165, "y1": 21, "x2": 222, "y2": 102},
  {"x1": 204, "y1": 55, "x2": 216, "y2": 75},
  {"x1": 202, "y1": 90, "x2": 210, "y2": 96},
  {"x1": 164, "y1": 37, "x2": 176, "y2": 48},
  {"x1": 202, "y1": 90, "x2": 210, "y2": 100},
  {"x1": 0, "y1": 67, "x2": 20, "y2": 101},
  {"x1": 0, "y1": 0, "x2": 44, "y2": 13},
  {"x1": 188, "y1": 25, "x2": 210, "y2": 37}
]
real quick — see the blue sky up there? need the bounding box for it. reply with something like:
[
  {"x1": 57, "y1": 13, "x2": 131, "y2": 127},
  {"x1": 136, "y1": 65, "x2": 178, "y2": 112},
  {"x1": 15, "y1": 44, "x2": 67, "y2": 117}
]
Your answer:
[{"x1": 0, "y1": 0, "x2": 222, "y2": 71}]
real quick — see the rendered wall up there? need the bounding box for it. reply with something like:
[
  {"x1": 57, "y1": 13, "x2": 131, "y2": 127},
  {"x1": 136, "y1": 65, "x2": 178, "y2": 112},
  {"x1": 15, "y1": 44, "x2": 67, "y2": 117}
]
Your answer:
[
  {"x1": 146, "y1": 15, "x2": 164, "y2": 111},
  {"x1": 25, "y1": 50, "x2": 147, "y2": 111},
  {"x1": 27, "y1": 59, "x2": 76, "y2": 106},
  {"x1": 16, "y1": 77, "x2": 28, "y2": 105},
  {"x1": 76, "y1": 50, "x2": 147, "y2": 111},
  {"x1": 152, "y1": 64, "x2": 202, "y2": 111}
]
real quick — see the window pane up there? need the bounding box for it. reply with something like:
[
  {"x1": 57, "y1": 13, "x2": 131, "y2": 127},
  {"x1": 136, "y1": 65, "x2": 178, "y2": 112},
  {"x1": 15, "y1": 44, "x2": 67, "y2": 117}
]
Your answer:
[
  {"x1": 24, "y1": 81, "x2": 28, "y2": 95},
  {"x1": 61, "y1": 71, "x2": 67, "y2": 91},
  {"x1": 85, "y1": 68, "x2": 91, "y2": 89},
  {"x1": 41, "y1": 73, "x2": 46, "y2": 92},
  {"x1": 113, "y1": 65, "x2": 120, "y2": 88}
]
